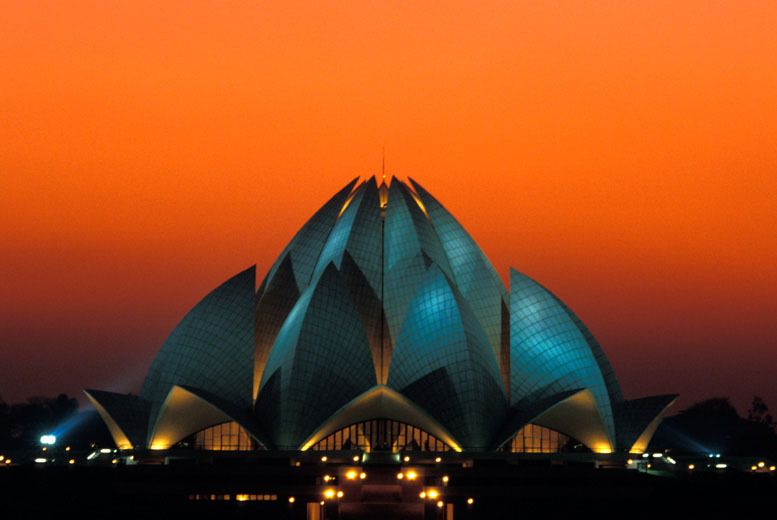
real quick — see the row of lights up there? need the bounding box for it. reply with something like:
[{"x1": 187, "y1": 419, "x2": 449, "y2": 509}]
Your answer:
[
  {"x1": 419, "y1": 488, "x2": 474, "y2": 507},
  {"x1": 323, "y1": 470, "x2": 368, "y2": 482},
  {"x1": 345, "y1": 469, "x2": 367, "y2": 480},
  {"x1": 34, "y1": 457, "x2": 114, "y2": 465},
  {"x1": 396, "y1": 470, "x2": 418, "y2": 480},
  {"x1": 320, "y1": 454, "x2": 362, "y2": 463},
  {"x1": 288, "y1": 492, "x2": 475, "y2": 507},
  {"x1": 750, "y1": 461, "x2": 776, "y2": 472},
  {"x1": 323, "y1": 488, "x2": 344, "y2": 500},
  {"x1": 319, "y1": 454, "x2": 448, "y2": 465}
]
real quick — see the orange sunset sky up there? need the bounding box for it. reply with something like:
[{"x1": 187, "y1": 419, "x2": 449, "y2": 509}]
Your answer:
[{"x1": 1, "y1": 1, "x2": 776, "y2": 412}]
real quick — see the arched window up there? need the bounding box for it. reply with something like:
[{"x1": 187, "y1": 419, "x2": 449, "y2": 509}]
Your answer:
[
  {"x1": 310, "y1": 419, "x2": 452, "y2": 453},
  {"x1": 504, "y1": 424, "x2": 577, "y2": 453},
  {"x1": 193, "y1": 421, "x2": 255, "y2": 451}
]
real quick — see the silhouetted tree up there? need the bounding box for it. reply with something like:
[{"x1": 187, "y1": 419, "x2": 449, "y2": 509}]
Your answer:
[
  {"x1": 651, "y1": 396, "x2": 777, "y2": 460},
  {"x1": 0, "y1": 393, "x2": 78, "y2": 449},
  {"x1": 0, "y1": 394, "x2": 114, "y2": 449},
  {"x1": 0, "y1": 396, "x2": 9, "y2": 448},
  {"x1": 747, "y1": 396, "x2": 775, "y2": 430}
]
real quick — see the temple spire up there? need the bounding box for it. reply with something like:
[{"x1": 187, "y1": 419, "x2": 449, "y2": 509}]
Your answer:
[{"x1": 381, "y1": 147, "x2": 386, "y2": 181}]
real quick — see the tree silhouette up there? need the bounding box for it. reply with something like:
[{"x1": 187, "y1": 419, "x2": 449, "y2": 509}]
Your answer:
[
  {"x1": 651, "y1": 396, "x2": 777, "y2": 459},
  {"x1": 0, "y1": 393, "x2": 78, "y2": 449},
  {"x1": 747, "y1": 396, "x2": 775, "y2": 430}
]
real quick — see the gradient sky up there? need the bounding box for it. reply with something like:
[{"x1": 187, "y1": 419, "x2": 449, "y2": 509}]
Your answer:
[{"x1": 2, "y1": 1, "x2": 776, "y2": 414}]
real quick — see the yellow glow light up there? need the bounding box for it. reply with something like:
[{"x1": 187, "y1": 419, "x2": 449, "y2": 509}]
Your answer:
[
  {"x1": 419, "y1": 491, "x2": 426, "y2": 499},
  {"x1": 403, "y1": 455, "x2": 410, "y2": 462},
  {"x1": 320, "y1": 501, "x2": 325, "y2": 506},
  {"x1": 627, "y1": 459, "x2": 633, "y2": 465},
  {"x1": 467, "y1": 498, "x2": 474, "y2": 505},
  {"x1": 406, "y1": 470, "x2": 417, "y2": 480},
  {"x1": 359, "y1": 472, "x2": 367, "y2": 480},
  {"x1": 4, "y1": 459, "x2": 10, "y2": 464},
  {"x1": 323, "y1": 474, "x2": 332, "y2": 482},
  {"x1": 150, "y1": 443, "x2": 168, "y2": 451},
  {"x1": 321, "y1": 456, "x2": 328, "y2": 462},
  {"x1": 338, "y1": 190, "x2": 358, "y2": 218},
  {"x1": 336, "y1": 491, "x2": 344, "y2": 498},
  {"x1": 236, "y1": 494, "x2": 249, "y2": 502},
  {"x1": 65, "y1": 446, "x2": 71, "y2": 452},
  {"x1": 442, "y1": 475, "x2": 449, "y2": 483},
  {"x1": 437, "y1": 500, "x2": 444, "y2": 508},
  {"x1": 288, "y1": 496, "x2": 296, "y2": 504},
  {"x1": 353, "y1": 455, "x2": 360, "y2": 462},
  {"x1": 758, "y1": 461, "x2": 765, "y2": 468},
  {"x1": 427, "y1": 489, "x2": 439, "y2": 499},
  {"x1": 0, "y1": 456, "x2": 4, "y2": 462},
  {"x1": 323, "y1": 488, "x2": 336, "y2": 499},
  {"x1": 69, "y1": 459, "x2": 75, "y2": 465},
  {"x1": 111, "y1": 459, "x2": 118, "y2": 464},
  {"x1": 688, "y1": 464, "x2": 695, "y2": 470},
  {"x1": 345, "y1": 470, "x2": 357, "y2": 480},
  {"x1": 770, "y1": 466, "x2": 776, "y2": 472},
  {"x1": 397, "y1": 472, "x2": 404, "y2": 480},
  {"x1": 409, "y1": 190, "x2": 430, "y2": 218}
]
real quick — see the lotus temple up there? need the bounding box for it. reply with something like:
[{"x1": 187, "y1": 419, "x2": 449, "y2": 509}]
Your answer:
[{"x1": 85, "y1": 177, "x2": 676, "y2": 458}]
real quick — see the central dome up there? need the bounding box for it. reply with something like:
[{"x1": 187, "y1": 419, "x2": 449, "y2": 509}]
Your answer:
[
  {"x1": 253, "y1": 177, "x2": 510, "y2": 450},
  {"x1": 86, "y1": 177, "x2": 676, "y2": 455}
]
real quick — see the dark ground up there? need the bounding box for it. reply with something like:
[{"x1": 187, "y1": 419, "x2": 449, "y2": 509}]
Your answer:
[{"x1": 1, "y1": 456, "x2": 775, "y2": 519}]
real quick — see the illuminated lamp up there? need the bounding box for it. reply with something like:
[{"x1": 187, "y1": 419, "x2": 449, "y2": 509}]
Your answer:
[{"x1": 345, "y1": 470, "x2": 357, "y2": 480}]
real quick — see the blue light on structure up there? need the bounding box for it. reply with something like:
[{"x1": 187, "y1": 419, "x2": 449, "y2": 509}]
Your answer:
[
  {"x1": 40, "y1": 434, "x2": 57, "y2": 446},
  {"x1": 83, "y1": 177, "x2": 678, "y2": 455}
]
